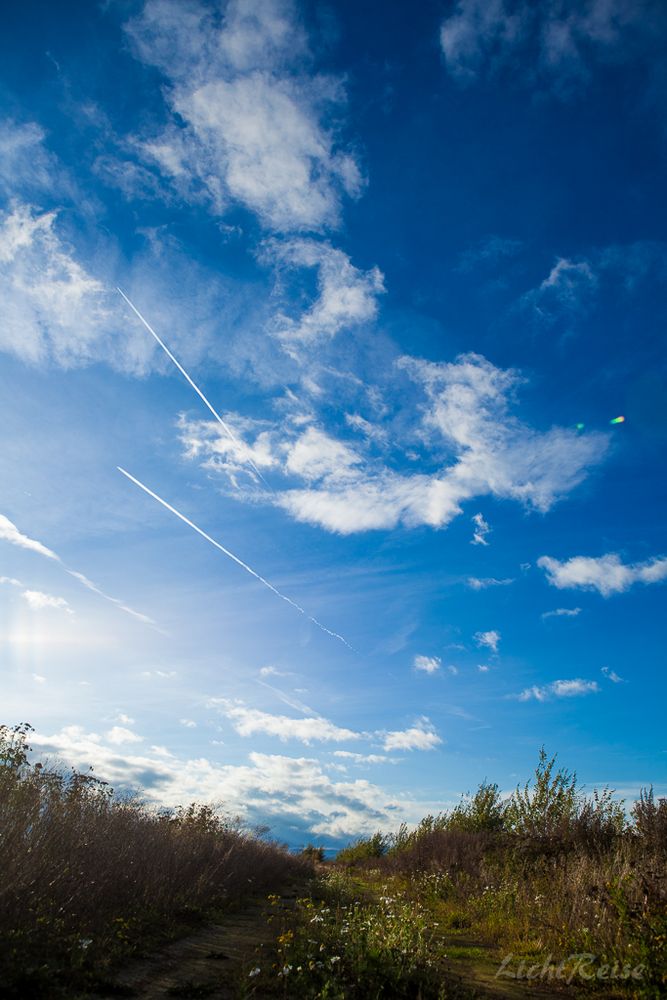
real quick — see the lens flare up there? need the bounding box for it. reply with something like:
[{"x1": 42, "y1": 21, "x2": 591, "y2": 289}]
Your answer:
[{"x1": 610, "y1": 416, "x2": 625, "y2": 425}]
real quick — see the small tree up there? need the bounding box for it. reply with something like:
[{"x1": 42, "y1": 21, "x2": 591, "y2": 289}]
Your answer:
[
  {"x1": 448, "y1": 780, "x2": 506, "y2": 833},
  {"x1": 506, "y1": 748, "x2": 579, "y2": 839},
  {"x1": 301, "y1": 843, "x2": 326, "y2": 863}
]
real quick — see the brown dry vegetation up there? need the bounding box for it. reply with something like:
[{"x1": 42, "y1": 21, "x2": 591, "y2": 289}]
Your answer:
[{"x1": 0, "y1": 723, "x2": 310, "y2": 999}]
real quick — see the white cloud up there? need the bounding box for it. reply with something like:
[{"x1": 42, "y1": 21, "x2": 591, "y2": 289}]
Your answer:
[
  {"x1": 538, "y1": 552, "x2": 667, "y2": 597},
  {"x1": 383, "y1": 717, "x2": 442, "y2": 752},
  {"x1": 0, "y1": 576, "x2": 23, "y2": 587},
  {"x1": 0, "y1": 202, "x2": 115, "y2": 368},
  {"x1": 516, "y1": 678, "x2": 600, "y2": 701},
  {"x1": 474, "y1": 629, "x2": 500, "y2": 653},
  {"x1": 0, "y1": 512, "x2": 58, "y2": 560},
  {"x1": 209, "y1": 698, "x2": 361, "y2": 745},
  {"x1": 182, "y1": 351, "x2": 607, "y2": 535},
  {"x1": 141, "y1": 669, "x2": 177, "y2": 679},
  {"x1": 601, "y1": 666, "x2": 624, "y2": 683},
  {"x1": 332, "y1": 751, "x2": 398, "y2": 765},
  {"x1": 470, "y1": 511, "x2": 491, "y2": 545},
  {"x1": 268, "y1": 239, "x2": 384, "y2": 346},
  {"x1": 21, "y1": 590, "x2": 73, "y2": 614},
  {"x1": 125, "y1": 0, "x2": 362, "y2": 232},
  {"x1": 285, "y1": 425, "x2": 362, "y2": 481},
  {"x1": 440, "y1": 0, "x2": 662, "y2": 93},
  {"x1": 523, "y1": 257, "x2": 597, "y2": 322},
  {"x1": 179, "y1": 719, "x2": 197, "y2": 728},
  {"x1": 32, "y1": 674, "x2": 47, "y2": 684},
  {"x1": 478, "y1": 664, "x2": 490, "y2": 672},
  {"x1": 0, "y1": 120, "x2": 71, "y2": 199},
  {"x1": 32, "y1": 724, "x2": 414, "y2": 840},
  {"x1": 457, "y1": 235, "x2": 523, "y2": 272},
  {"x1": 467, "y1": 576, "x2": 513, "y2": 589},
  {"x1": 259, "y1": 665, "x2": 290, "y2": 678},
  {"x1": 413, "y1": 654, "x2": 441, "y2": 674},
  {"x1": 106, "y1": 726, "x2": 144, "y2": 745},
  {"x1": 541, "y1": 606, "x2": 582, "y2": 620}
]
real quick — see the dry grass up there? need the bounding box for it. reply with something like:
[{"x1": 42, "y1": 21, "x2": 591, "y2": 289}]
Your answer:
[{"x1": 0, "y1": 723, "x2": 310, "y2": 998}]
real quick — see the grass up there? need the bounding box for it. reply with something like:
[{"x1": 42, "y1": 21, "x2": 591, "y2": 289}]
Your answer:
[{"x1": 0, "y1": 723, "x2": 310, "y2": 998}]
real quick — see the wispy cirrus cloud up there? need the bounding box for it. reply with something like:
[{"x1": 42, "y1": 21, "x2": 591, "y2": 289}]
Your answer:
[
  {"x1": 538, "y1": 552, "x2": 667, "y2": 597},
  {"x1": 124, "y1": 0, "x2": 363, "y2": 232},
  {"x1": 0, "y1": 202, "x2": 112, "y2": 369},
  {"x1": 332, "y1": 751, "x2": 399, "y2": 765},
  {"x1": 470, "y1": 512, "x2": 491, "y2": 546},
  {"x1": 541, "y1": 606, "x2": 582, "y2": 620},
  {"x1": 0, "y1": 119, "x2": 73, "y2": 201},
  {"x1": 181, "y1": 351, "x2": 607, "y2": 535},
  {"x1": 515, "y1": 678, "x2": 600, "y2": 702},
  {"x1": 266, "y1": 238, "x2": 384, "y2": 347},
  {"x1": 522, "y1": 257, "x2": 597, "y2": 323},
  {"x1": 601, "y1": 666, "x2": 624, "y2": 684},
  {"x1": 467, "y1": 576, "x2": 513, "y2": 590},
  {"x1": 440, "y1": 0, "x2": 666, "y2": 95},
  {"x1": 21, "y1": 590, "x2": 73, "y2": 614},
  {"x1": 106, "y1": 726, "x2": 143, "y2": 745}
]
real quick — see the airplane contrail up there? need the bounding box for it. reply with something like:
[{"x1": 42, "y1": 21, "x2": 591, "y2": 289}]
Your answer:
[
  {"x1": 66, "y1": 570, "x2": 156, "y2": 626},
  {"x1": 118, "y1": 466, "x2": 352, "y2": 650},
  {"x1": 116, "y1": 287, "x2": 270, "y2": 488},
  {"x1": 0, "y1": 511, "x2": 157, "y2": 627}
]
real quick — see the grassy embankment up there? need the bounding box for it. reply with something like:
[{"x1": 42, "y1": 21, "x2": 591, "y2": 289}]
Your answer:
[
  {"x1": 246, "y1": 751, "x2": 666, "y2": 999},
  {"x1": 0, "y1": 723, "x2": 310, "y2": 999}
]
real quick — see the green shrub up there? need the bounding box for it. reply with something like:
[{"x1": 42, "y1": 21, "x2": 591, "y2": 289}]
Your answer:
[{"x1": 336, "y1": 832, "x2": 388, "y2": 866}]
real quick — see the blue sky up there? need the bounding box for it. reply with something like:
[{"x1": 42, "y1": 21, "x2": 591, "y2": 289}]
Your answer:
[{"x1": 1, "y1": 0, "x2": 666, "y2": 848}]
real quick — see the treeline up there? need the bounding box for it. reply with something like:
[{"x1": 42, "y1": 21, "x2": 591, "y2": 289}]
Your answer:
[
  {"x1": 0, "y1": 723, "x2": 309, "y2": 998},
  {"x1": 334, "y1": 749, "x2": 667, "y2": 995}
]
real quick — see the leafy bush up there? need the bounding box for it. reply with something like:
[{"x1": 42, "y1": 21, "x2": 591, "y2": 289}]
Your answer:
[{"x1": 336, "y1": 832, "x2": 388, "y2": 866}]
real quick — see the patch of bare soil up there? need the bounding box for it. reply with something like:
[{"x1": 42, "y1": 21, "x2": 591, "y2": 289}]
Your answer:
[{"x1": 91, "y1": 888, "x2": 301, "y2": 1000}]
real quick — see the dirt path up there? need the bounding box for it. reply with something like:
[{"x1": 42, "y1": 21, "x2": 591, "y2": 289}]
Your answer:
[{"x1": 92, "y1": 888, "x2": 300, "y2": 1000}]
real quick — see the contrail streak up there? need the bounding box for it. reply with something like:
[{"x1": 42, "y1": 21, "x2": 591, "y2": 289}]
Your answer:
[
  {"x1": 118, "y1": 466, "x2": 352, "y2": 650},
  {"x1": 0, "y1": 509, "x2": 156, "y2": 627},
  {"x1": 116, "y1": 287, "x2": 270, "y2": 488},
  {"x1": 66, "y1": 570, "x2": 156, "y2": 627}
]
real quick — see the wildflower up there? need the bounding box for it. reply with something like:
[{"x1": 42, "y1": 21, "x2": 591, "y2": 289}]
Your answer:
[{"x1": 248, "y1": 967, "x2": 261, "y2": 978}]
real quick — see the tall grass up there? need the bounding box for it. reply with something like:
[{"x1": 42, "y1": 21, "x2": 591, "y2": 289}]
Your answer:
[
  {"x1": 0, "y1": 723, "x2": 309, "y2": 998},
  {"x1": 334, "y1": 750, "x2": 667, "y2": 997}
]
